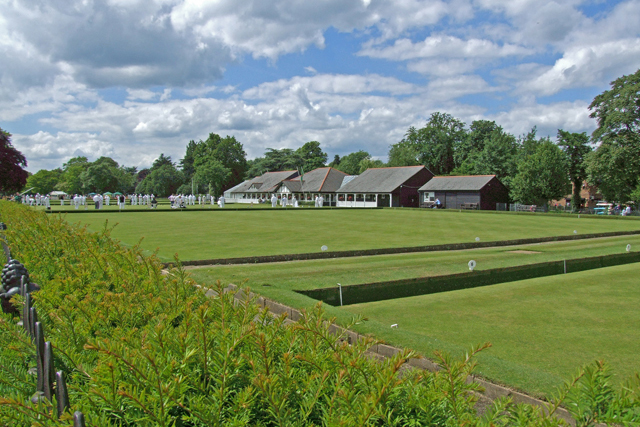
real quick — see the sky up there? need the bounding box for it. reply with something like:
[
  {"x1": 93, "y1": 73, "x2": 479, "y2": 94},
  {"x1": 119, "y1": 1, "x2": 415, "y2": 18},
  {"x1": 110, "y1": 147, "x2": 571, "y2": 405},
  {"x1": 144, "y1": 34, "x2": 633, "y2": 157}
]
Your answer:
[{"x1": 2, "y1": 0, "x2": 639, "y2": 173}]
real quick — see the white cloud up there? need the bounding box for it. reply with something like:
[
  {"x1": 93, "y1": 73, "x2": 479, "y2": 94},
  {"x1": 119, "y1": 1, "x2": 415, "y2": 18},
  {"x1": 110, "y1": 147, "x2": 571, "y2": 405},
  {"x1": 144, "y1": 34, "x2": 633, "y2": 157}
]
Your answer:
[
  {"x1": 520, "y1": 39, "x2": 640, "y2": 96},
  {"x1": 243, "y1": 74, "x2": 420, "y2": 99},
  {"x1": 360, "y1": 35, "x2": 531, "y2": 61},
  {"x1": 127, "y1": 89, "x2": 159, "y2": 101},
  {"x1": 13, "y1": 131, "x2": 114, "y2": 165},
  {"x1": 426, "y1": 75, "x2": 498, "y2": 100},
  {"x1": 490, "y1": 100, "x2": 594, "y2": 138}
]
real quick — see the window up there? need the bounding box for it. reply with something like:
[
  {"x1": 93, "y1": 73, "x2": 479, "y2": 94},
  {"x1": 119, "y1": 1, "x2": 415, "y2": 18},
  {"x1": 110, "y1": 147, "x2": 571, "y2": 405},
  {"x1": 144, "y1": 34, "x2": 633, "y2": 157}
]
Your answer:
[
  {"x1": 365, "y1": 194, "x2": 375, "y2": 202},
  {"x1": 356, "y1": 194, "x2": 364, "y2": 202},
  {"x1": 423, "y1": 192, "x2": 435, "y2": 202},
  {"x1": 338, "y1": 194, "x2": 345, "y2": 201}
]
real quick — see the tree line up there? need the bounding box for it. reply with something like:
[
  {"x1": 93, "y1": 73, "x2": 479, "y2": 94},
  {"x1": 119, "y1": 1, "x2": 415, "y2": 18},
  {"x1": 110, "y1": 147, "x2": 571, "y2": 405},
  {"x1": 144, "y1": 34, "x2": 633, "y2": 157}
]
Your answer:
[{"x1": 1, "y1": 68, "x2": 638, "y2": 207}]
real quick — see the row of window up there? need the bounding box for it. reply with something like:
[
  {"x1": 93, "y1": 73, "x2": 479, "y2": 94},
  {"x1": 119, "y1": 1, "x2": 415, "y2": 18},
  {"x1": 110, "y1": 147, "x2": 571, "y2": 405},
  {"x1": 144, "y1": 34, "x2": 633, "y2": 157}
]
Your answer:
[{"x1": 234, "y1": 193, "x2": 392, "y2": 203}]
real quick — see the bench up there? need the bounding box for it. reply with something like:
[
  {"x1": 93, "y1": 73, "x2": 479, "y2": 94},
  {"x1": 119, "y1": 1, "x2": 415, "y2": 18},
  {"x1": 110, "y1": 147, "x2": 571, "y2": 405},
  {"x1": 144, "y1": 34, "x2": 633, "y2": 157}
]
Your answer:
[{"x1": 460, "y1": 203, "x2": 478, "y2": 210}]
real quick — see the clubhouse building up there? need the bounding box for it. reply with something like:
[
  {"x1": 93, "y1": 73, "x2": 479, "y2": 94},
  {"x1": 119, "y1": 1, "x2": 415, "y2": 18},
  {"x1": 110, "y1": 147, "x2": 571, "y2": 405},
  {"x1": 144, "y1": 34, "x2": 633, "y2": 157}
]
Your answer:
[{"x1": 225, "y1": 166, "x2": 507, "y2": 210}]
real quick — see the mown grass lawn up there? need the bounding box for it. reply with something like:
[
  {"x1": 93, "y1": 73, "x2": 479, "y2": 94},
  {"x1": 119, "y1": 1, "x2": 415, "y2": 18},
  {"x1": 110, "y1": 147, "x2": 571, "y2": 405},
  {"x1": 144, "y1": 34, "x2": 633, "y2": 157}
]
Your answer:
[
  {"x1": 62, "y1": 208, "x2": 640, "y2": 261},
  {"x1": 342, "y1": 263, "x2": 640, "y2": 398}
]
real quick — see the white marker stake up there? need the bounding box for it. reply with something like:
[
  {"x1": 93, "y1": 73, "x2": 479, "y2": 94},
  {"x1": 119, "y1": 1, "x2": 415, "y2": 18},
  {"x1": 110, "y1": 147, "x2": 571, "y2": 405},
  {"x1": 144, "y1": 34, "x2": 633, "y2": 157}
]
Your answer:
[{"x1": 338, "y1": 283, "x2": 343, "y2": 306}]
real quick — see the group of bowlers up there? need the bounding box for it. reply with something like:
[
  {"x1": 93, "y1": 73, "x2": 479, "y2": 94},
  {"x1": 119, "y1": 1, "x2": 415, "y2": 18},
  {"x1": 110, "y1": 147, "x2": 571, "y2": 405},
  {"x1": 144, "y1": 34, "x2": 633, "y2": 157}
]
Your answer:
[
  {"x1": 85, "y1": 193, "x2": 158, "y2": 210},
  {"x1": 21, "y1": 192, "x2": 327, "y2": 209},
  {"x1": 20, "y1": 194, "x2": 50, "y2": 207},
  {"x1": 169, "y1": 194, "x2": 225, "y2": 208},
  {"x1": 264, "y1": 194, "x2": 325, "y2": 208}
]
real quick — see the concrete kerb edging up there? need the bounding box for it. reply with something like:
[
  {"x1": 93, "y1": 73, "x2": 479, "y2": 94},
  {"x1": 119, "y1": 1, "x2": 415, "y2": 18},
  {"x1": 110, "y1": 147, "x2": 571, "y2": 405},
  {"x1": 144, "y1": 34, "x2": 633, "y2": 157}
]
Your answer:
[
  {"x1": 165, "y1": 229, "x2": 640, "y2": 268},
  {"x1": 214, "y1": 284, "x2": 583, "y2": 425}
]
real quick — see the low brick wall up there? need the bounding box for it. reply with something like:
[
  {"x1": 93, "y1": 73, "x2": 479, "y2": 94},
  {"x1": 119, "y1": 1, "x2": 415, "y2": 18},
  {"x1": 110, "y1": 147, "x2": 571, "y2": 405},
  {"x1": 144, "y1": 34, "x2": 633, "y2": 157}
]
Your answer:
[{"x1": 298, "y1": 251, "x2": 640, "y2": 306}]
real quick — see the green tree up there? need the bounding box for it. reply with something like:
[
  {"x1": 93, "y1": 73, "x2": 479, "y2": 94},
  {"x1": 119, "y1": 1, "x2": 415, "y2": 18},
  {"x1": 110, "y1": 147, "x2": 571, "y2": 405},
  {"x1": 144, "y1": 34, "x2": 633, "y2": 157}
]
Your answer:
[
  {"x1": 296, "y1": 141, "x2": 327, "y2": 171},
  {"x1": 245, "y1": 158, "x2": 266, "y2": 179},
  {"x1": 328, "y1": 154, "x2": 341, "y2": 168},
  {"x1": 194, "y1": 158, "x2": 231, "y2": 196},
  {"x1": 152, "y1": 153, "x2": 175, "y2": 170},
  {"x1": 510, "y1": 139, "x2": 570, "y2": 205},
  {"x1": 80, "y1": 162, "x2": 121, "y2": 193},
  {"x1": 186, "y1": 134, "x2": 248, "y2": 191},
  {"x1": 473, "y1": 129, "x2": 519, "y2": 189},
  {"x1": 136, "y1": 164, "x2": 184, "y2": 197},
  {"x1": 245, "y1": 148, "x2": 302, "y2": 178},
  {"x1": 179, "y1": 140, "x2": 198, "y2": 182},
  {"x1": 586, "y1": 69, "x2": 640, "y2": 202},
  {"x1": 25, "y1": 169, "x2": 63, "y2": 194},
  {"x1": 416, "y1": 112, "x2": 467, "y2": 175},
  {"x1": 358, "y1": 158, "x2": 385, "y2": 173},
  {"x1": 93, "y1": 156, "x2": 119, "y2": 168},
  {"x1": 453, "y1": 120, "x2": 501, "y2": 175},
  {"x1": 557, "y1": 130, "x2": 592, "y2": 212},
  {"x1": 57, "y1": 156, "x2": 90, "y2": 194},
  {"x1": 335, "y1": 150, "x2": 371, "y2": 175},
  {"x1": 0, "y1": 128, "x2": 28, "y2": 194},
  {"x1": 388, "y1": 127, "x2": 420, "y2": 167},
  {"x1": 115, "y1": 166, "x2": 138, "y2": 194}
]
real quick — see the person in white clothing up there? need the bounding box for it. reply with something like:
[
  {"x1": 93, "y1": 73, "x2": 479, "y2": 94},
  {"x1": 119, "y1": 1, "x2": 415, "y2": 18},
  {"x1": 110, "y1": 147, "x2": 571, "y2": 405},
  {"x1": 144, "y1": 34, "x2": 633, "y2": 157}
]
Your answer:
[
  {"x1": 282, "y1": 195, "x2": 288, "y2": 207},
  {"x1": 318, "y1": 195, "x2": 324, "y2": 207},
  {"x1": 292, "y1": 195, "x2": 298, "y2": 208},
  {"x1": 219, "y1": 195, "x2": 225, "y2": 208},
  {"x1": 271, "y1": 194, "x2": 277, "y2": 207},
  {"x1": 74, "y1": 194, "x2": 81, "y2": 209}
]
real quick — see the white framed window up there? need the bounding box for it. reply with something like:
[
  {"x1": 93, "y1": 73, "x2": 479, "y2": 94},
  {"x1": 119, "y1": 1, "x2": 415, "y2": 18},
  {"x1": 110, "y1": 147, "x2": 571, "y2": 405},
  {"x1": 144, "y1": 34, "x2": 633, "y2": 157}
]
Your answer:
[{"x1": 424, "y1": 192, "x2": 435, "y2": 202}]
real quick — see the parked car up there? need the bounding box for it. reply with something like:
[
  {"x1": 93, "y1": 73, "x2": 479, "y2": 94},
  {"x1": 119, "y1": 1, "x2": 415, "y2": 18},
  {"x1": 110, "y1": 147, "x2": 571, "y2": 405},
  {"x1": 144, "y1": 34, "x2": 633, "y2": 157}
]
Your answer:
[{"x1": 594, "y1": 202, "x2": 613, "y2": 215}]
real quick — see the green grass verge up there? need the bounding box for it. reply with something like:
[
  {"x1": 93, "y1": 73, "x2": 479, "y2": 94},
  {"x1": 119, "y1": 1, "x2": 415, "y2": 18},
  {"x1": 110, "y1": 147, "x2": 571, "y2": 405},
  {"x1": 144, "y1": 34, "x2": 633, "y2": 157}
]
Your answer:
[
  {"x1": 343, "y1": 263, "x2": 640, "y2": 397},
  {"x1": 62, "y1": 208, "x2": 640, "y2": 261}
]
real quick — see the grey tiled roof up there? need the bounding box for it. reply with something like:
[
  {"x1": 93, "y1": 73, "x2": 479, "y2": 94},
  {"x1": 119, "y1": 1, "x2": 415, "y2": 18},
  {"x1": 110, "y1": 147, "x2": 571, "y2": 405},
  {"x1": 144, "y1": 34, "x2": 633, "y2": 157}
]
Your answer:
[
  {"x1": 224, "y1": 180, "x2": 251, "y2": 194},
  {"x1": 284, "y1": 167, "x2": 349, "y2": 193},
  {"x1": 231, "y1": 170, "x2": 299, "y2": 193},
  {"x1": 419, "y1": 175, "x2": 496, "y2": 191},
  {"x1": 337, "y1": 166, "x2": 428, "y2": 193}
]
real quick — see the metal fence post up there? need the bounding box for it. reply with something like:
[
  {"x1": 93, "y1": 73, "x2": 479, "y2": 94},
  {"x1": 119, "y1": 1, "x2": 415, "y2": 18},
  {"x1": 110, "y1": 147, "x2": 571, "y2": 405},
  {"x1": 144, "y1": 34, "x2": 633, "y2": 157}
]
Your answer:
[
  {"x1": 74, "y1": 411, "x2": 86, "y2": 427},
  {"x1": 43, "y1": 342, "x2": 55, "y2": 400},
  {"x1": 56, "y1": 371, "x2": 70, "y2": 418}
]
